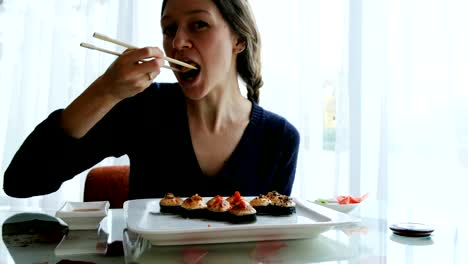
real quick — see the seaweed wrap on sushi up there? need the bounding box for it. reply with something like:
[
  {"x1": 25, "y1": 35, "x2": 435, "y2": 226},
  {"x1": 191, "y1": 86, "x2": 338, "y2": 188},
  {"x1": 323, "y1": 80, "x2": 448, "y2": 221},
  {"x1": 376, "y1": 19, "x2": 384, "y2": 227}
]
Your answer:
[
  {"x1": 206, "y1": 195, "x2": 231, "y2": 221},
  {"x1": 159, "y1": 193, "x2": 183, "y2": 214},
  {"x1": 180, "y1": 194, "x2": 207, "y2": 218},
  {"x1": 269, "y1": 194, "x2": 296, "y2": 215},
  {"x1": 228, "y1": 199, "x2": 257, "y2": 223},
  {"x1": 249, "y1": 194, "x2": 272, "y2": 215}
]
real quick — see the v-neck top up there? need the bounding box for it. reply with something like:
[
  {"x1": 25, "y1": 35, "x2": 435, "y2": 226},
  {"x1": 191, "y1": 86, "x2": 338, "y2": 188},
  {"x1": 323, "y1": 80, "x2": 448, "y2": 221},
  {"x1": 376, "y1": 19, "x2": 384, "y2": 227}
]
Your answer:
[
  {"x1": 4, "y1": 83, "x2": 300, "y2": 199},
  {"x1": 183, "y1": 91, "x2": 259, "y2": 180}
]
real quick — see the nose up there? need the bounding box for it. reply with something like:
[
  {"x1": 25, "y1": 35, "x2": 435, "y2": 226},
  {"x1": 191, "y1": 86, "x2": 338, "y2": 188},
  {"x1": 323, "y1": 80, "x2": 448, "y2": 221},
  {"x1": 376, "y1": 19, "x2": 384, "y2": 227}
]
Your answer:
[{"x1": 172, "y1": 28, "x2": 192, "y2": 50}]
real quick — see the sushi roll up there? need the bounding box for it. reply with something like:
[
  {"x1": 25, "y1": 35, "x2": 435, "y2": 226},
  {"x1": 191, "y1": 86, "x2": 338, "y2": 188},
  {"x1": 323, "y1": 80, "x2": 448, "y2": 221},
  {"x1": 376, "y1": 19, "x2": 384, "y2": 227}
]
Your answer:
[
  {"x1": 265, "y1": 191, "x2": 281, "y2": 200},
  {"x1": 159, "y1": 193, "x2": 183, "y2": 214},
  {"x1": 226, "y1": 191, "x2": 244, "y2": 206},
  {"x1": 228, "y1": 199, "x2": 257, "y2": 223},
  {"x1": 269, "y1": 194, "x2": 296, "y2": 215},
  {"x1": 206, "y1": 195, "x2": 231, "y2": 221},
  {"x1": 249, "y1": 194, "x2": 272, "y2": 215},
  {"x1": 180, "y1": 194, "x2": 207, "y2": 218}
]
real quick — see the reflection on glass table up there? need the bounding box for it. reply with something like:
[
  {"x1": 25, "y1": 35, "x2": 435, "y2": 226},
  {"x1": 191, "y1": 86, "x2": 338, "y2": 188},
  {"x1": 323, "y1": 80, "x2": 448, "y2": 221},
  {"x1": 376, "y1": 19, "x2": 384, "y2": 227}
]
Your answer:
[
  {"x1": 2, "y1": 212, "x2": 67, "y2": 264},
  {"x1": 0, "y1": 200, "x2": 467, "y2": 263},
  {"x1": 123, "y1": 228, "x2": 361, "y2": 264},
  {"x1": 120, "y1": 200, "x2": 468, "y2": 264},
  {"x1": 122, "y1": 197, "x2": 362, "y2": 263},
  {"x1": 1, "y1": 210, "x2": 124, "y2": 264}
]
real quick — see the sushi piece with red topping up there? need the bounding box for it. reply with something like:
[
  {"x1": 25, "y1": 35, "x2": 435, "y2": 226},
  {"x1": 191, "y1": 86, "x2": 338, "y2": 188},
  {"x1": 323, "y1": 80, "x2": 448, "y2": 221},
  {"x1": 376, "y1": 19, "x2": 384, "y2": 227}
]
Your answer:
[
  {"x1": 226, "y1": 191, "x2": 244, "y2": 206},
  {"x1": 159, "y1": 193, "x2": 183, "y2": 214},
  {"x1": 206, "y1": 195, "x2": 231, "y2": 221},
  {"x1": 180, "y1": 194, "x2": 207, "y2": 218},
  {"x1": 228, "y1": 199, "x2": 257, "y2": 223}
]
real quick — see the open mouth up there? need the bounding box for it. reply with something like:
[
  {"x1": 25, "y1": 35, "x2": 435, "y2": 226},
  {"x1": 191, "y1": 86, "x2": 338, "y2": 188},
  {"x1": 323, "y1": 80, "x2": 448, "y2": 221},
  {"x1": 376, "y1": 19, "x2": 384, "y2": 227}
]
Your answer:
[{"x1": 177, "y1": 61, "x2": 201, "y2": 81}]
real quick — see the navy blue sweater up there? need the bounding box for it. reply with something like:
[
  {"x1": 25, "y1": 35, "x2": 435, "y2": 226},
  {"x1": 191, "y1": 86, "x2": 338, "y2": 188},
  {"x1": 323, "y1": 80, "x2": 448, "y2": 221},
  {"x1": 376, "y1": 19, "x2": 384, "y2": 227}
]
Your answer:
[{"x1": 4, "y1": 83, "x2": 300, "y2": 199}]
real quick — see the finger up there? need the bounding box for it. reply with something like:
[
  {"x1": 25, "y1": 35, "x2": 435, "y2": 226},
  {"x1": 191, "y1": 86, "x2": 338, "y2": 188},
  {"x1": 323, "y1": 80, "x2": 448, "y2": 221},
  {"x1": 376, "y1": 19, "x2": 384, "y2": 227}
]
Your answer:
[
  {"x1": 107, "y1": 52, "x2": 161, "y2": 79},
  {"x1": 118, "y1": 59, "x2": 161, "y2": 83},
  {"x1": 122, "y1": 48, "x2": 136, "y2": 54},
  {"x1": 135, "y1": 57, "x2": 164, "y2": 74},
  {"x1": 121, "y1": 47, "x2": 164, "y2": 64},
  {"x1": 147, "y1": 72, "x2": 155, "y2": 81}
]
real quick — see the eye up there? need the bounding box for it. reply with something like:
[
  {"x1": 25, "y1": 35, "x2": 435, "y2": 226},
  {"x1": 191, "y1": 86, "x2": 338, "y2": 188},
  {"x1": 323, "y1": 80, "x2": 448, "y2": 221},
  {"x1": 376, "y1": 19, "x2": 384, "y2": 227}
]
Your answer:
[
  {"x1": 193, "y1": 21, "x2": 208, "y2": 31},
  {"x1": 162, "y1": 24, "x2": 177, "y2": 37}
]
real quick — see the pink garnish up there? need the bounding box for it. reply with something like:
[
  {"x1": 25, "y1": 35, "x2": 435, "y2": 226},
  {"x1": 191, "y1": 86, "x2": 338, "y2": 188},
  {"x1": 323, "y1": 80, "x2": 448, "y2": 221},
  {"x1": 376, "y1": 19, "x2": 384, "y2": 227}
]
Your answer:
[{"x1": 336, "y1": 193, "x2": 369, "y2": 204}]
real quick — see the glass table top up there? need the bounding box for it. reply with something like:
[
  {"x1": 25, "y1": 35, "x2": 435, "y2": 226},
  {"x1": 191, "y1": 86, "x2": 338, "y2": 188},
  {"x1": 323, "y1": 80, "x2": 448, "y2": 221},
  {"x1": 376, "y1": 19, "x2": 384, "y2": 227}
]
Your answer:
[{"x1": 0, "y1": 200, "x2": 466, "y2": 263}]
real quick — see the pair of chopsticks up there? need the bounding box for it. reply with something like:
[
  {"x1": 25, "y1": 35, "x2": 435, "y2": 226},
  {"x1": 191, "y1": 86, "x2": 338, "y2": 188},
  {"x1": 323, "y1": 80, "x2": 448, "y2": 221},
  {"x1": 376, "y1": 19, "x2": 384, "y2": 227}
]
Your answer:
[{"x1": 80, "y1": 32, "x2": 197, "y2": 72}]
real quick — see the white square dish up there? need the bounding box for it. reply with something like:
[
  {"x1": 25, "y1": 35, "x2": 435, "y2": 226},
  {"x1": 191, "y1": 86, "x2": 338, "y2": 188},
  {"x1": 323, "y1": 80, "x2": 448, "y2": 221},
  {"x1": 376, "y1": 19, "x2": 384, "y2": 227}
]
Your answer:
[
  {"x1": 55, "y1": 201, "x2": 110, "y2": 230},
  {"x1": 124, "y1": 197, "x2": 360, "y2": 246}
]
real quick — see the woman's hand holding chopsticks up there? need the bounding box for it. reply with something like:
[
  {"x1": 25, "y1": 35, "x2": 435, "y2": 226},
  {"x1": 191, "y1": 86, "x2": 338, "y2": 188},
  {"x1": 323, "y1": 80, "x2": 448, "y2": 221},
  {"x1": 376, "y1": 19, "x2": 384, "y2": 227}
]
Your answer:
[
  {"x1": 59, "y1": 46, "x2": 164, "y2": 139},
  {"x1": 98, "y1": 46, "x2": 165, "y2": 100}
]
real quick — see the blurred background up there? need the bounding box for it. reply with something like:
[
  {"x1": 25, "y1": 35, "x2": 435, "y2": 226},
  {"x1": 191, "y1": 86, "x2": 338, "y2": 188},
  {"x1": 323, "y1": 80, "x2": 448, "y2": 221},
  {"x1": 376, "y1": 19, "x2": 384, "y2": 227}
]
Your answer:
[{"x1": 0, "y1": 0, "x2": 467, "y2": 214}]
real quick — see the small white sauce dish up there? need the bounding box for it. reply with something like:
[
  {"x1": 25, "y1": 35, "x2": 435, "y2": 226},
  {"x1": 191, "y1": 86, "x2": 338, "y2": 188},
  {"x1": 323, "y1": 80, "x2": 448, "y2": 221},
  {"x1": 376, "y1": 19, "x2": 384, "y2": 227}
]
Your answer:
[
  {"x1": 55, "y1": 201, "x2": 109, "y2": 230},
  {"x1": 311, "y1": 199, "x2": 360, "y2": 214}
]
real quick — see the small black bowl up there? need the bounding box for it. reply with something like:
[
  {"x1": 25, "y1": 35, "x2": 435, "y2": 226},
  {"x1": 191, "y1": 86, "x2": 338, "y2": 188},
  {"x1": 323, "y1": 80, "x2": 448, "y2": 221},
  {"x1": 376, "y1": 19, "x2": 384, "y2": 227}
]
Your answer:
[{"x1": 389, "y1": 222, "x2": 434, "y2": 237}]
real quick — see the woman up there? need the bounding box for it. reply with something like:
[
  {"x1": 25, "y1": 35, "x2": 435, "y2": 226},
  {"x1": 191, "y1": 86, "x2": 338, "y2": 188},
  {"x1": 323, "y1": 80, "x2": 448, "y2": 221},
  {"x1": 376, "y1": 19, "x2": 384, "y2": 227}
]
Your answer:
[{"x1": 4, "y1": 0, "x2": 300, "y2": 199}]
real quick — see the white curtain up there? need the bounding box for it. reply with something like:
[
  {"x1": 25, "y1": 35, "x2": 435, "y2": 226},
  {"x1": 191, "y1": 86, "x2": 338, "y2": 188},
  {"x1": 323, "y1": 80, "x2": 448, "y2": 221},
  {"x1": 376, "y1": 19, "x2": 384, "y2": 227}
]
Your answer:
[{"x1": 1, "y1": 0, "x2": 467, "y2": 211}]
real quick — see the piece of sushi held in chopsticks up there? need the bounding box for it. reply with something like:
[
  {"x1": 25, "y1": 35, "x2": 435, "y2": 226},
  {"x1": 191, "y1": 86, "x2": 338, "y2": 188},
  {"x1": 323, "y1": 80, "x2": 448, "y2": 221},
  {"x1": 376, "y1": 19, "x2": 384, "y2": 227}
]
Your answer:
[
  {"x1": 180, "y1": 194, "x2": 207, "y2": 218},
  {"x1": 206, "y1": 195, "x2": 231, "y2": 221},
  {"x1": 159, "y1": 193, "x2": 183, "y2": 214}
]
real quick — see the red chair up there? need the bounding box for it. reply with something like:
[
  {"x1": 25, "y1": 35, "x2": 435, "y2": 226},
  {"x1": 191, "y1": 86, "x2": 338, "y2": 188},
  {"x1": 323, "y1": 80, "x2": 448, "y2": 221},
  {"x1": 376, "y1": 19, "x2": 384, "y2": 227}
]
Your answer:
[{"x1": 83, "y1": 165, "x2": 130, "y2": 208}]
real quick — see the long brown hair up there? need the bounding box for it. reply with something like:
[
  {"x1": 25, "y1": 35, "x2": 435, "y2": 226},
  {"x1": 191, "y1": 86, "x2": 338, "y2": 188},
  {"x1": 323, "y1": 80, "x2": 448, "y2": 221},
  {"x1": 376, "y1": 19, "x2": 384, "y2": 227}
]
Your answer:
[{"x1": 161, "y1": 0, "x2": 263, "y2": 103}]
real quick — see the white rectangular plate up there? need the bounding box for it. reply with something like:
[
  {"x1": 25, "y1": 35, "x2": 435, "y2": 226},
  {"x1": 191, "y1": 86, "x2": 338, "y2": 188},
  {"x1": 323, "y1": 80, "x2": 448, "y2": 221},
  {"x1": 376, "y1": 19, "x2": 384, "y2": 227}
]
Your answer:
[
  {"x1": 55, "y1": 201, "x2": 109, "y2": 230},
  {"x1": 124, "y1": 198, "x2": 360, "y2": 246}
]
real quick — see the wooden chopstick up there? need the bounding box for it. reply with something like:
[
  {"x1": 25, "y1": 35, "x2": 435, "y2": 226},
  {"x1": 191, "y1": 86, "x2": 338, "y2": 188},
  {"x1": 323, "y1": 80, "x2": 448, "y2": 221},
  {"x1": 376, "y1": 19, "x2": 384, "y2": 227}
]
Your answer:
[
  {"x1": 80, "y1": 42, "x2": 122, "y2": 56},
  {"x1": 92, "y1": 32, "x2": 197, "y2": 70},
  {"x1": 79, "y1": 42, "x2": 180, "y2": 72},
  {"x1": 93, "y1": 32, "x2": 137, "y2": 49}
]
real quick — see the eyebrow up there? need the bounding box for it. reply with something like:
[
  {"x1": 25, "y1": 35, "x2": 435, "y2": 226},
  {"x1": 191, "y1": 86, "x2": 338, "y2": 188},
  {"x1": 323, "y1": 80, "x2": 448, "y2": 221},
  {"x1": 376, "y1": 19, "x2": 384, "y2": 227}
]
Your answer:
[{"x1": 161, "y1": 9, "x2": 211, "y2": 23}]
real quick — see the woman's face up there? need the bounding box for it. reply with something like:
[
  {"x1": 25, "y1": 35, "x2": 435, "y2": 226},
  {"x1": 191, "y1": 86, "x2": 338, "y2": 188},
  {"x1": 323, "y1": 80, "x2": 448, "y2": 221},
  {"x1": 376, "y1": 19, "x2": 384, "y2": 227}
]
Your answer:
[{"x1": 161, "y1": 0, "x2": 241, "y2": 100}]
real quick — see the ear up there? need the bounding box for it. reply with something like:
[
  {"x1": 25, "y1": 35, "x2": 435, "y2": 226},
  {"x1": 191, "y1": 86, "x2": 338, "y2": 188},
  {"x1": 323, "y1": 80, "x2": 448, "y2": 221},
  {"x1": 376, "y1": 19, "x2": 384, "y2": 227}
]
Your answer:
[{"x1": 233, "y1": 38, "x2": 246, "y2": 54}]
